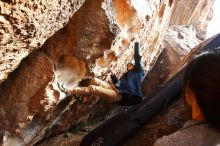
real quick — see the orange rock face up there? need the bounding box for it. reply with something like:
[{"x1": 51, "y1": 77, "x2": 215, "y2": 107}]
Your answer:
[
  {"x1": 113, "y1": 0, "x2": 142, "y2": 38},
  {"x1": 0, "y1": 51, "x2": 54, "y2": 135}
]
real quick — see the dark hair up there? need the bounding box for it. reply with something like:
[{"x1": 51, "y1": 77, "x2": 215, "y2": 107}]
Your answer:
[{"x1": 184, "y1": 48, "x2": 220, "y2": 130}]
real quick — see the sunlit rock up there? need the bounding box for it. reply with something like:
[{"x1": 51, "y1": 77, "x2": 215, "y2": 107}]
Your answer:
[
  {"x1": 142, "y1": 25, "x2": 200, "y2": 96},
  {"x1": 170, "y1": 0, "x2": 215, "y2": 39},
  {"x1": 0, "y1": 0, "x2": 86, "y2": 83},
  {"x1": 0, "y1": 0, "x2": 215, "y2": 145}
]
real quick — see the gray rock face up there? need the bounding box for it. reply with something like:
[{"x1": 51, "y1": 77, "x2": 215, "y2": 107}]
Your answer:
[
  {"x1": 142, "y1": 25, "x2": 200, "y2": 96},
  {"x1": 154, "y1": 121, "x2": 220, "y2": 146},
  {"x1": 170, "y1": 0, "x2": 215, "y2": 39}
]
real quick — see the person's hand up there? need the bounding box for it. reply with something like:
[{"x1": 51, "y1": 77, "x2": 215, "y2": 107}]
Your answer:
[
  {"x1": 57, "y1": 82, "x2": 67, "y2": 93},
  {"x1": 57, "y1": 83, "x2": 72, "y2": 96},
  {"x1": 131, "y1": 33, "x2": 139, "y2": 42},
  {"x1": 65, "y1": 89, "x2": 73, "y2": 95},
  {"x1": 109, "y1": 69, "x2": 115, "y2": 75}
]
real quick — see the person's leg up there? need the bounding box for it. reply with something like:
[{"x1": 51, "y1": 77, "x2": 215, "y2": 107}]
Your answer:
[
  {"x1": 68, "y1": 85, "x2": 121, "y2": 103},
  {"x1": 89, "y1": 78, "x2": 113, "y2": 89},
  {"x1": 114, "y1": 94, "x2": 142, "y2": 106}
]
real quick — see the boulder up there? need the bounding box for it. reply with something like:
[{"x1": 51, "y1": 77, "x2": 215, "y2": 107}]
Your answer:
[{"x1": 0, "y1": 0, "x2": 215, "y2": 145}]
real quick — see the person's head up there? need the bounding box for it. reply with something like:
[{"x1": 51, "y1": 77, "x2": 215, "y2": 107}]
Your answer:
[
  {"x1": 127, "y1": 62, "x2": 134, "y2": 71},
  {"x1": 184, "y1": 49, "x2": 220, "y2": 129}
]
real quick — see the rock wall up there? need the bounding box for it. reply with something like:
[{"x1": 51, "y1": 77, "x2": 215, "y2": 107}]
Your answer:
[
  {"x1": 0, "y1": 0, "x2": 215, "y2": 145},
  {"x1": 0, "y1": 0, "x2": 175, "y2": 145},
  {"x1": 142, "y1": 25, "x2": 201, "y2": 95},
  {"x1": 170, "y1": 0, "x2": 215, "y2": 39},
  {"x1": 0, "y1": 0, "x2": 86, "y2": 84}
]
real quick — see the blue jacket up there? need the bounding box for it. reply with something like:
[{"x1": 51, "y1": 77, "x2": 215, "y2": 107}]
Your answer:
[{"x1": 111, "y1": 42, "x2": 144, "y2": 97}]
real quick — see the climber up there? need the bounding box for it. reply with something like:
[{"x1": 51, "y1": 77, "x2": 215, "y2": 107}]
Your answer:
[
  {"x1": 59, "y1": 42, "x2": 144, "y2": 105},
  {"x1": 110, "y1": 42, "x2": 144, "y2": 105},
  {"x1": 154, "y1": 48, "x2": 220, "y2": 146}
]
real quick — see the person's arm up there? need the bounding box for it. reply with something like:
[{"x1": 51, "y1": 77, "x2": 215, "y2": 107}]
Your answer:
[
  {"x1": 111, "y1": 73, "x2": 118, "y2": 85},
  {"x1": 134, "y1": 42, "x2": 144, "y2": 72},
  {"x1": 57, "y1": 83, "x2": 71, "y2": 95},
  {"x1": 110, "y1": 70, "x2": 120, "y2": 88}
]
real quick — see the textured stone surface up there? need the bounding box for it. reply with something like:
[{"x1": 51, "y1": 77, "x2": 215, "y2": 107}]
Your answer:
[
  {"x1": 0, "y1": 51, "x2": 55, "y2": 145},
  {"x1": 0, "y1": 51, "x2": 54, "y2": 133},
  {"x1": 97, "y1": 0, "x2": 174, "y2": 80},
  {"x1": 170, "y1": 0, "x2": 215, "y2": 39},
  {"x1": 0, "y1": 0, "x2": 174, "y2": 144},
  {"x1": 0, "y1": 0, "x2": 86, "y2": 83},
  {"x1": 0, "y1": 0, "x2": 215, "y2": 145},
  {"x1": 42, "y1": 0, "x2": 117, "y2": 85},
  {"x1": 154, "y1": 121, "x2": 220, "y2": 146},
  {"x1": 142, "y1": 25, "x2": 200, "y2": 95}
]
